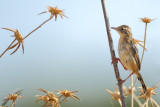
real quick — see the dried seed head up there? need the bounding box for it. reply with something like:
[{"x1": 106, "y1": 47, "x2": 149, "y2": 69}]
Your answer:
[
  {"x1": 55, "y1": 89, "x2": 80, "y2": 102},
  {"x1": 39, "y1": 6, "x2": 68, "y2": 21},
  {"x1": 137, "y1": 87, "x2": 156, "y2": 100},
  {"x1": 3, "y1": 93, "x2": 24, "y2": 107},
  {"x1": 2, "y1": 28, "x2": 23, "y2": 43},
  {"x1": 36, "y1": 88, "x2": 60, "y2": 107},
  {"x1": 14, "y1": 29, "x2": 23, "y2": 43},
  {"x1": 106, "y1": 87, "x2": 121, "y2": 101},
  {"x1": 140, "y1": 17, "x2": 155, "y2": 23},
  {"x1": 127, "y1": 86, "x2": 136, "y2": 95}
]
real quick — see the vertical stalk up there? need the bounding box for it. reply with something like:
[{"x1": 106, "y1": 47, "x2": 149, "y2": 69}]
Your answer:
[
  {"x1": 101, "y1": 0, "x2": 126, "y2": 107},
  {"x1": 133, "y1": 93, "x2": 143, "y2": 106},
  {"x1": 152, "y1": 98, "x2": 160, "y2": 107},
  {"x1": 141, "y1": 23, "x2": 147, "y2": 64},
  {"x1": 133, "y1": 23, "x2": 148, "y2": 88},
  {"x1": 131, "y1": 75, "x2": 134, "y2": 107}
]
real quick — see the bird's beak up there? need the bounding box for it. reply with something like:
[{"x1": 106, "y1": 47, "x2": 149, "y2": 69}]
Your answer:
[{"x1": 111, "y1": 27, "x2": 117, "y2": 30}]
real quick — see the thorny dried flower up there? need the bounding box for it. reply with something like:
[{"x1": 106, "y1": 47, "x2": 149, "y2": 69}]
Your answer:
[
  {"x1": 138, "y1": 87, "x2": 156, "y2": 100},
  {"x1": 123, "y1": 86, "x2": 136, "y2": 96},
  {"x1": 137, "y1": 81, "x2": 160, "y2": 107},
  {"x1": 2, "y1": 89, "x2": 24, "y2": 107},
  {"x1": 36, "y1": 88, "x2": 59, "y2": 107},
  {"x1": 137, "y1": 87, "x2": 157, "y2": 107},
  {"x1": 106, "y1": 87, "x2": 126, "y2": 106},
  {"x1": 55, "y1": 89, "x2": 80, "y2": 103},
  {"x1": 0, "y1": 28, "x2": 24, "y2": 57},
  {"x1": 140, "y1": 17, "x2": 155, "y2": 23},
  {"x1": 39, "y1": 6, "x2": 68, "y2": 21}
]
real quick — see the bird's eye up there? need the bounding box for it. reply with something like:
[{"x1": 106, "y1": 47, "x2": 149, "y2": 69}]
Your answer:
[{"x1": 121, "y1": 28, "x2": 124, "y2": 31}]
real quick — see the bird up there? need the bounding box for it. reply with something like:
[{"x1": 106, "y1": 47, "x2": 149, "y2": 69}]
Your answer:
[{"x1": 111, "y1": 25, "x2": 147, "y2": 93}]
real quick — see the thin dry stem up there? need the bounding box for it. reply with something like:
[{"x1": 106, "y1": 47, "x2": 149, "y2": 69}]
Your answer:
[
  {"x1": 133, "y1": 77, "x2": 137, "y2": 88},
  {"x1": 141, "y1": 23, "x2": 147, "y2": 64},
  {"x1": 152, "y1": 98, "x2": 160, "y2": 107},
  {"x1": 0, "y1": 38, "x2": 16, "y2": 58},
  {"x1": 118, "y1": 99, "x2": 122, "y2": 107},
  {"x1": 133, "y1": 93, "x2": 142, "y2": 106},
  {"x1": 142, "y1": 99, "x2": 149, "y2": 107},
  {"x1": 109, "y1": 98, "x2": 115, "y2": 107},
  {"x1": 23, "y1": 16, "x2": 53, "y2": 40},
  {"x1": 133, "y1": 23, "x2": 148, "y2": 88},
  {"x1": 101, "y1": 0, "x2": 126, "y2": 107},
  {"x1": 131, "y1": 75, "x2": 134, "y2": 107}
]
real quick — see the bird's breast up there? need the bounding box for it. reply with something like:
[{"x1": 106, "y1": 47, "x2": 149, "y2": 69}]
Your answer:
[{"x1": 118, "y1": 43, "x2": 133, "y2": 71}]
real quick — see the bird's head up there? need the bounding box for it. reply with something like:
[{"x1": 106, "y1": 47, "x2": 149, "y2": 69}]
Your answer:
[{"x1": 111, "y1": 25, "x2": 132, "y2": 38}]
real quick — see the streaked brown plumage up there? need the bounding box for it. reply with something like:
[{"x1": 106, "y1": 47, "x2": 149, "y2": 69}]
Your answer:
[{"x1": 111, "y1": 25, "x2": 147, "y2": 93}]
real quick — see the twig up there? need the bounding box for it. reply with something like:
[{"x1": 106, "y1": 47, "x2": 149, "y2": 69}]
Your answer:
[
  {"x1": 142, "y1": 99, "x2": 149, "y2": 107},
  {"x1": 23, "y1": 15, "x2": 53, "y2": 40},
  {"x1": 109, "y1": 98, "x2": 115, "y2": 107},
  {"x1": 141, "y1": 23, "x2": 147, "y2": 64},
  {"x1": 118, "y1": 99, "x2": 122, "y2": 107},
  {"x1": 133, "y1": 93, "x2": 143, "y2": 106},
  {"x1": 131, "y1": 75, "x2": 134, "y2": 107},
  {"x1": 101, "y1": 0, "x2": 126, "y2": 107},
  {"x1": 152, "y1": 98, "x2": 160, "y2": 107},
  {"x1": 133, "y1": 23, "x2": 148, "y2": 88},
  {"x1": 0, "y1": 38, "x2": 16, "y2": 58}
]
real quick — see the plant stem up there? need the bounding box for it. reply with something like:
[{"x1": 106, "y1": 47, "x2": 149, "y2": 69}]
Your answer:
[
  {"x1": 133, "y1": 23, "x2": 148, "y2": 88},
  {"x1": 101, "y1": 0, "x2": 126, "y2": 107},
  {"x1": 0, "y1": 38, "x2": 16, "y2": 58},
  {"x1": 152, "y1": 98, "x2": 160, "y2": 107},
  {"x1": 131, "y1": 75, "x2": 134, "y2": 107},
  {"x1": 23, "y1": 16, "x2": 53, "y2": 40},
  {"x1": 9, "y1": 16, "x2": 54, "y2": 51},
  {"x1": 141, "y1": 23, "x2": 147, "y2": 64},
  {"x1": 133, "y1": 93, "x2": 142, "y2": 106}
]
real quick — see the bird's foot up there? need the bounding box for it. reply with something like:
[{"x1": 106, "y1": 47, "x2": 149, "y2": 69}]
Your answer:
[
  {"x1": 117, "y1": 79, "x2": 126, "y2": 85},
  {"x1": 111, "y1": 57, "x2": 128, "y2": 70},
  {"x1": 117, "y1": 72, "x2": 134, "y2": 85}
]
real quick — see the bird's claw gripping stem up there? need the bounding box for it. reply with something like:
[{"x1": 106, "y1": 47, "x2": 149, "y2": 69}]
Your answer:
[{"x1": 111, "y1": 57, "x2": 128, "y2": 71}]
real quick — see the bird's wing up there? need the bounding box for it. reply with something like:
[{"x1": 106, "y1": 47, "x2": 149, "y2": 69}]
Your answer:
[{"x1": 130, "y1": 40, "x2": 141, "y2": 70}]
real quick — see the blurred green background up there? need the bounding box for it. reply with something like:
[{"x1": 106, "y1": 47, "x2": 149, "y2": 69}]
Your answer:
[{"x1": 0, "y1": 0, "x2": 160, "y2": 107}]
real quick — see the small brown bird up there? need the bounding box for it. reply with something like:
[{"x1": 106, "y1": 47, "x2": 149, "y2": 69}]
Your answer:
[{"x1": 111, "y1": 25, "x2": 147, "y2": 93}]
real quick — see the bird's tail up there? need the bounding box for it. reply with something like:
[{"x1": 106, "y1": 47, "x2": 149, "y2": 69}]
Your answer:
[{"x1": 137, "y1": 72, "x2": 147, "y2": 93}]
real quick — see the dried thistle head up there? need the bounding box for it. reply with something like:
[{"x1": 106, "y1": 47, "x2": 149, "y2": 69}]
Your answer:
[
  {"x1": 35, "y1": 95, "x2": 49, "y2": 103},
  {"x1": 137, "y1": 86, "x2": 156, "y2": 100},
  {"x1": 39, "y1": 6, "x2": 68, "y2": 21},
  {"x1": 1, "y1": 28, "x2": 24, "y2": 55},
  {"x1": 48, "y1": 97, "x2": 59, "y2": 107},
  {"x1": 140, "y1": 17, "x2": 155, "y2": 23},
  {"x1": 106, "y1": 87, "x2": 126, "y2": 106},
  {"x1": 36, "y1": 88, "x2": 60, "y2": 107},
  {"x1": 106, "y1": 87, "x2": 121, "y2": 101},
  {"x1": 3, "y1": 93, "x2": 24, "y2": 107},
  {"x1": 55, "y1": 89, "x2": 80, "y2": 103},
  {"x1": 123, "y1": 86, "x2": 136, "y2": 96},
  {"x1": 2, "y1": 28, "x2": 23, "y2": 43}
]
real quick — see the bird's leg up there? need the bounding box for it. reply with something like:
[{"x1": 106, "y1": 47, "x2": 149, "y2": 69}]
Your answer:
[
  {"x1": 117, "y1": 72, "x2": 134, "y2": 85},
  {"x1": 112, "y1": 57, "x2": 128, "y2": 70}
]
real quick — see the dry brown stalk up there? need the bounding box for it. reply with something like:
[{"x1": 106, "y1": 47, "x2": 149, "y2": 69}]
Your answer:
[{"x1": 101, "y1": 0, "x2": 126, "y2": 107}]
